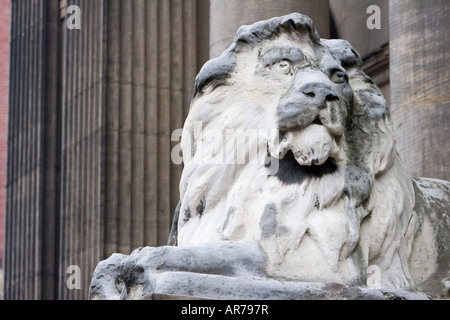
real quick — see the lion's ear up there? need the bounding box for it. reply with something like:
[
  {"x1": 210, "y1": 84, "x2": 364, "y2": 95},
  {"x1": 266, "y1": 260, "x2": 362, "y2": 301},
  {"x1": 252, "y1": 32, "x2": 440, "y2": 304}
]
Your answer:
[{"x1": 322, "y1": 39, "x2": 363, "y2": 71}]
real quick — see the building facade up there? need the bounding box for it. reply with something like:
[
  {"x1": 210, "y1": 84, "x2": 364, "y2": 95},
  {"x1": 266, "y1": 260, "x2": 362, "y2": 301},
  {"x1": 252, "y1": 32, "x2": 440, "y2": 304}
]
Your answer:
[
  {"x1": 3, "y1": 0, "x2": 449, "y2": 299},
  {"x1": 0, "y1": 0, "x2": 11, "y2": 300}
]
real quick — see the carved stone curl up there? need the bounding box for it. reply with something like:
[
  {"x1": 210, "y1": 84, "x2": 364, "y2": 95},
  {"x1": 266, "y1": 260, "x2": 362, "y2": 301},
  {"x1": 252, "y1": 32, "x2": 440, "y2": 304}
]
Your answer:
[{"x1": 89, "y1": 13, "x2": 450, "y2": 300}]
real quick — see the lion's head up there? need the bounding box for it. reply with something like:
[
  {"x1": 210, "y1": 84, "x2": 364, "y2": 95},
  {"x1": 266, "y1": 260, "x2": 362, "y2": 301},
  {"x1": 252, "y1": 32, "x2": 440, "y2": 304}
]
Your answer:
[{"x1": 173, "y1": 13, "x2": 436, "y2": 289}]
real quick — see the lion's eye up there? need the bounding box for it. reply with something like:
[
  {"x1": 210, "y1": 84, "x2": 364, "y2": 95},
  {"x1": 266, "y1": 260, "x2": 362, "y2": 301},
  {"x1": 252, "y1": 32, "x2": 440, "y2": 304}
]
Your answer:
[
  {"x1": 330, "y1": 70, "x2": 348, "y2": 84},
  {"x1": 274, "y1": 60, "x2": 293, "y2": 75}
]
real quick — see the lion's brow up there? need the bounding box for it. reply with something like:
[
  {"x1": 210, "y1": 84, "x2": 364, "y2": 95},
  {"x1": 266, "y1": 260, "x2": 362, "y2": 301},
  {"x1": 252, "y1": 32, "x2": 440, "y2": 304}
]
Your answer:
[{"x1": 260, "y1": 47, "x2": 305, "y2": 67}]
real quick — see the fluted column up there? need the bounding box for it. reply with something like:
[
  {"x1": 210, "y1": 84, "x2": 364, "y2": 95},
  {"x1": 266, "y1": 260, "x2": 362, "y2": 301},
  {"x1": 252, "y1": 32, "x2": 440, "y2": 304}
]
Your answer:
[
  {"x1": 59, "y1": 0, "x2": 198, "y2": 299},
  {"x1": 5, "y1": 0, "x2": 199, "y2": 300},
  {"x1": 209, "y1": 0, "x2": 330, "y2": 58},
  {"x1": 102, "y1": 0, "x2": 197, "y2": 258},
  {"x1": 390, "y1": 0, "x2": 450, "y2": 180},
  {"x1": 4, "y1": 0, "x2": 61, "y2": 300},
  {"x1": 58, "y1": 0, "x2": 105, "y2": 300}
]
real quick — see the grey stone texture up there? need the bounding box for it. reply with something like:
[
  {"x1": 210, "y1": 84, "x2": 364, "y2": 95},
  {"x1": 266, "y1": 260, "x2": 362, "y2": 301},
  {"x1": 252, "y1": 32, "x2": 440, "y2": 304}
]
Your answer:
[
  {"x1": 412, "y1": 177, "x2": 450, "y2": 297},
  {"x1": 390, "y1": 0, "x2": 450, "y2": 181},
  {"x1": 89, "y1": 241, "x2": 429, "y2": 300}
]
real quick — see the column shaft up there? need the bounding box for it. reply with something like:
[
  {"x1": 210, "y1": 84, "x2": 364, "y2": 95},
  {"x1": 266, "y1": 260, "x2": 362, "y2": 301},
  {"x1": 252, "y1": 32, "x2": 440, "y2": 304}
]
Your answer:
[{"x1": 390, "y1": 0, "x2": 450, "y2": 180}]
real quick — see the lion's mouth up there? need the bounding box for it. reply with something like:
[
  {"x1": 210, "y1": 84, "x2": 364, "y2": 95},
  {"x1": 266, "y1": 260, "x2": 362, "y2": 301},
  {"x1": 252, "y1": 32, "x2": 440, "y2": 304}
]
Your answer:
[
  {"x1": 311, "y1": 117, "x2": 323, "y2": 126},
  {"x1": 271, "y1": 150, "x2": 338, "y2": 184},
  {"x1": 267, "y1": 123, "x2": 344, "y2": 184}
]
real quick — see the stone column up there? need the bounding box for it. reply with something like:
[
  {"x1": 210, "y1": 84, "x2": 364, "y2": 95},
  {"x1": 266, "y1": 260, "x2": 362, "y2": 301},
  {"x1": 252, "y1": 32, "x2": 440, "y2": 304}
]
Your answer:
[
  {"x1": 102, "y1": 0, "x2": 197, "y2": 258},
  {"x1": 58, "y1": 0, "x2": 105, "y2": 300},
  {"x1": 390, "y1": 0, "x2": 450, "y2": 180},
  {"x1": 4, "y1": 0, "x2": 61, "y2": 300},
  {"x1": 59, "y1": 0, "x2": 198, "y2": 299},
  {"x1": 209, "y1": 0, "x2": 330, "y2": 58},
  {"x1": 5, "y1": 0, "x2": 199, "y2": 300}
]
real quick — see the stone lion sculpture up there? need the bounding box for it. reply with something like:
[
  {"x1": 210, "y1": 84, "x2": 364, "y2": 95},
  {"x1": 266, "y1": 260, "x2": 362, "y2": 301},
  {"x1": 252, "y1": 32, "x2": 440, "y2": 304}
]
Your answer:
[{"x1": 89, "y1": 13, "x2": 450, "y2": 300}]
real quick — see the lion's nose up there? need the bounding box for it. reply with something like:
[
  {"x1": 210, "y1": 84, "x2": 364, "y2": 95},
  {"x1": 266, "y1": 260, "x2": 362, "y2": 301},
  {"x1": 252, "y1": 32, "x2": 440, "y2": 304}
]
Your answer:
[
  {"x1": 276, "y1": 71, "x2": 341, "y2": 130},
  {"x1": 299, "y1": 82, "x2": 339, "y2": 108}
]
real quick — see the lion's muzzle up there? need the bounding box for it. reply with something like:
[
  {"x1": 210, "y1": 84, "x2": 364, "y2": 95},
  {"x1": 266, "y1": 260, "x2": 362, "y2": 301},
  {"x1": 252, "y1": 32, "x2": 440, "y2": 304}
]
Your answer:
[
  {"x1": 269, "y1": 69, "x2": 348, "y2": 169},
  {"x1": 276, "y1": 70, "x2": 345, "y2": 132}
]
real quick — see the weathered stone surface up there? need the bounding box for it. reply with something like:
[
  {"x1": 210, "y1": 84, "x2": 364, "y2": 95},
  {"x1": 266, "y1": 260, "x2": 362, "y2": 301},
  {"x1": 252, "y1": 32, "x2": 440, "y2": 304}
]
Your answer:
[
  {"x1": 89, "y1": 13, "x2": 450, "y2": 300},
  {"x1": 89, "y1": 241, "x2": 429, "y2": 300},
  {"x1": 411, "y1": 177, "x2": 450, "y2": 298}
]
